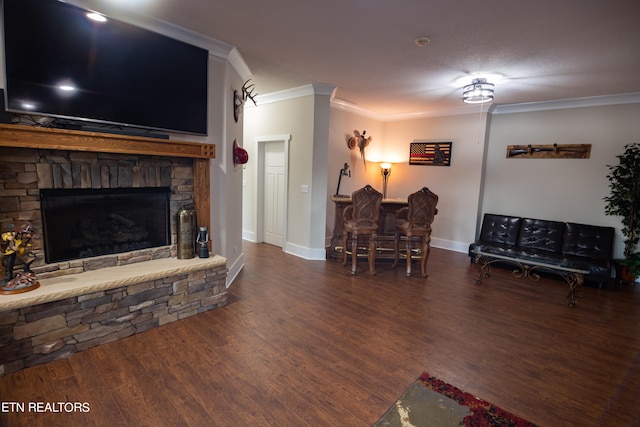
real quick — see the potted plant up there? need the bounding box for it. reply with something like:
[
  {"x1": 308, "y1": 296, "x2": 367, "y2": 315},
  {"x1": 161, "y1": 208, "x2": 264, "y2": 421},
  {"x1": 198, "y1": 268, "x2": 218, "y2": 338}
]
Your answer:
[{"x1": 604, "y1": 143, "x2": 640, "y2": 282}]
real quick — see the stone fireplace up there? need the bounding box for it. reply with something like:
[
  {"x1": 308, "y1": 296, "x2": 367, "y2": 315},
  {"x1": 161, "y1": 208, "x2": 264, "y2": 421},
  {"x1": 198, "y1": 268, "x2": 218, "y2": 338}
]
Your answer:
[
  {"x1": 40, "y1": 187, "x2": 171, "y2": 263},
  {"x1": 0, "y1": 124, "x2": 226, "y2": 377},
  {"x1": 1, "y1": 145, "x2": 194, "y2": 271}
]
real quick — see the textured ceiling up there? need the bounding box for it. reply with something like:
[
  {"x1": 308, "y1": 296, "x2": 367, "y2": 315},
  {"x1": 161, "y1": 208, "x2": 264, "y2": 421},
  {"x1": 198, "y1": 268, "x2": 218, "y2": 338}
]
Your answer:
[{"x1": 73, "y1": 0, "x2": 640, "y2": 116}]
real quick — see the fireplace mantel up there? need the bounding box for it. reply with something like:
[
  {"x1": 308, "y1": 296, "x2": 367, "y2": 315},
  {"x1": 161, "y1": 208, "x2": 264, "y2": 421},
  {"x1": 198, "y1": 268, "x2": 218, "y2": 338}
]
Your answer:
[
  {"x1": 0, "y1": 124, "x2": 215, "y2": 158},
  {"x1": 0, "y1": 123, "x2": 214, "y2": 247}
]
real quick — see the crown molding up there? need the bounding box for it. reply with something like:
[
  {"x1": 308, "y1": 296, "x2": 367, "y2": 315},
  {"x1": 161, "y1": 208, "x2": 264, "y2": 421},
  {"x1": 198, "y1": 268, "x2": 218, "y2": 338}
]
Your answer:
[
  {"x1": 330, "y1": 92, "x2": 640, "y2": 121},
  {"x1": 330, "y1": 99, "x2": 389, "y2": 121},
  {"x1": 226, "y1": 48, "x2": 252, "y2": 82},
  {"x1": 250, "y1": 84, "x2": 337, "y2": 107},
  {"x1": 491, "y1": 92, "x2": 640, "y2": 115},
  {"x1": 313, "y1": 83, "x2": 339, "y2": 97},
  {"x1": 330, "y1": 98, "x2": 489, "y2": 121}
]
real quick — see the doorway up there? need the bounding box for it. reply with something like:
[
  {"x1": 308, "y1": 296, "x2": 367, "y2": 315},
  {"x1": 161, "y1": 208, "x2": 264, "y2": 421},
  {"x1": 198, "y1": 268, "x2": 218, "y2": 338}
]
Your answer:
[{"x1": 256, "y1": 135, "x2": 290, "y2": 248}]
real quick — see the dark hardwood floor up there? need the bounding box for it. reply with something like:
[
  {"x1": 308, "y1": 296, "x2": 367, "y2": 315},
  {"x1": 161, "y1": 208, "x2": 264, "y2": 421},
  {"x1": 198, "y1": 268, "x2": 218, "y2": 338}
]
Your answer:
[{"x1": 1, "y1": 242, "x2": 639, "y2": 426}]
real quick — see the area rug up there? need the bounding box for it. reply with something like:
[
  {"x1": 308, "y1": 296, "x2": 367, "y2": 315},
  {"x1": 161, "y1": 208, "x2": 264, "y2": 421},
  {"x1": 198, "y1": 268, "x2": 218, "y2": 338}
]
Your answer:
[{"x1": 374, "y1": 372, "x2": 538, "y2": 427}]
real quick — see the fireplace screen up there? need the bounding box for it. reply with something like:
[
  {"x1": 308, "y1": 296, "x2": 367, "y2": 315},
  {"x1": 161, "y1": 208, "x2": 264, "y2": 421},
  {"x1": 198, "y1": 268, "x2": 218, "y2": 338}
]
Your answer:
[{"x1": 40, "y1": 187, "x2": 171, "y2": 263}]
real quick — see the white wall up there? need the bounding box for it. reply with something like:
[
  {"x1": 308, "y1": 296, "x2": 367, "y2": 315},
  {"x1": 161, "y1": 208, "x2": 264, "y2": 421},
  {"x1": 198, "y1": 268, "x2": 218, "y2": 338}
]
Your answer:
[
  {"x1": 326, "y1": 108, "x2": 385, "y2": 240},
  {"x1": 242, "y1": 86, "x2": 332, "y2": 260},
  {"x1": 328, "y1": 109, "x2": 385, "y2": 195},
  {"x1": 484, "y1": 103, "x2": 640, "y2": 259},
  {"x1": 379, "y1": 113, "x2": 488, "y2": 252},
  {"x1": 326, "y1": 108, "x2": 487, "y2": 252},
  {"x1": 208, "y1": 58, "x2": 246, "y2": 284},
  {"x1": 309, "y1": 95, "x2": 331, "y2": 254}
]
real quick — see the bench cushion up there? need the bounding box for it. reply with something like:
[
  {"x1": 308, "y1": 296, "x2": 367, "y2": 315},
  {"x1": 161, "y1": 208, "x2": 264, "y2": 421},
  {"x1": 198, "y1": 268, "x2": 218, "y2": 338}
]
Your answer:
[
  {"x1": 562, "y1": 222, "x2": 614, "y2": 262},
  {"x1": 478, "y1": 213, "x2": 521, "y2": 245},
  {"x1": 517, "y1": 218, "x2": 565, "y2": 254}
]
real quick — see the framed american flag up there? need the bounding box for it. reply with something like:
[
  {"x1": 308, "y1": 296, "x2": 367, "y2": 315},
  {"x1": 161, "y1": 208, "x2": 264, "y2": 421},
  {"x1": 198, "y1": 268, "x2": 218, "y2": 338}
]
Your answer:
[{"x1": 409, "y1": 142, "x2": 452, "y2": 166}]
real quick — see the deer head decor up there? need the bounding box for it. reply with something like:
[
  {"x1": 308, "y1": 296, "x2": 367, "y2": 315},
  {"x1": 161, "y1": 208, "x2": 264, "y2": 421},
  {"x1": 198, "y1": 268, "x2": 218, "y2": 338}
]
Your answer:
[
  {"x1": 233, "y1": 79, "x2": 258, "y2": 123},
  {"x1": 347, "y1": 130, "x2": 372, "y2": 170}
]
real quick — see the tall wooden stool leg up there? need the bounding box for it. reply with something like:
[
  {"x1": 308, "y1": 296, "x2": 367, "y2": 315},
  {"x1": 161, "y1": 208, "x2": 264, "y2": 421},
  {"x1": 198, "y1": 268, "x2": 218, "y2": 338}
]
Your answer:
[
  {"x1": 341, "y1": 232, "x2": 349, "y2": 266},
  {"x1": 405, "y1": 233, "x2": 412, "y2": 277},
  {"x1": 392, "y1": 232, "x2": 400, "y2": 268},
  {"x1": 368, "y1": 232, "x2": 377, "y2": 275},
  {"x1": 420, "y1": 236, "x2": 431, "y2": 278},
  {"x1": 351, "y1": 232, "x2": 358, "y2": 275}
]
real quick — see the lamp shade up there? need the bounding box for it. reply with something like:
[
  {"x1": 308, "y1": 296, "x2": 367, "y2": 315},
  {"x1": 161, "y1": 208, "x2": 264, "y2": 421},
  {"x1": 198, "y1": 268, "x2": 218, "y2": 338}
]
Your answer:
[{"x1": 462, "y1": 78, "x2": 494, "y2": 104}]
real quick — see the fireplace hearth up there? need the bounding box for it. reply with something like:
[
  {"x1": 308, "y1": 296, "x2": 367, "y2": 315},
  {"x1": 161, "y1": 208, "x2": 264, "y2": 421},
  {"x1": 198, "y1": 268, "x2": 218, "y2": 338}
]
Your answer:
[{"x1": 40, "y1": 187, "x2": 171, "y2": 263}]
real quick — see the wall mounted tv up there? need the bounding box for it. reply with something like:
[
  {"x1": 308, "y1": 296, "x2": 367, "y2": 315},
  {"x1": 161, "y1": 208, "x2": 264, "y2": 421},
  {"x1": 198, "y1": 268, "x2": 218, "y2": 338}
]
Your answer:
[{"x1": 2, "y1": 0, "x2": 208, "y2": 136}]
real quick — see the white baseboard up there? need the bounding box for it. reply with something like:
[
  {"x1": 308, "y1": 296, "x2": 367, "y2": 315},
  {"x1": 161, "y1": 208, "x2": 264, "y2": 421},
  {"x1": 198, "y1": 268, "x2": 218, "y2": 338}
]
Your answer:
[
  {"x1": 242, "y1": 229, "x2": 257, "y2": 242},
  {"x1": 284, "y1": 242, "x2": 326, "y2": 261},
  {"x1": 241, "y1": 235, "x2": 326, "y2": 261},
  {"x1": 225, "y1": 252, "x2": 245, "y2": 287},
  {"x1": 431, "y1": 237, "x2": 469, "y2": 254},
  {"x1": 245, "y1": 233, "x2": 468, "y2": 261}
]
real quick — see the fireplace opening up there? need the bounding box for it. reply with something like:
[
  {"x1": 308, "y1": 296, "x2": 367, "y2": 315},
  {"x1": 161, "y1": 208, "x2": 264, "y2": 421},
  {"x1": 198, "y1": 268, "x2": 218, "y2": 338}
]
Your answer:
[{"x1": 40, "y1": 187, "x2": 171, "y2": 263}]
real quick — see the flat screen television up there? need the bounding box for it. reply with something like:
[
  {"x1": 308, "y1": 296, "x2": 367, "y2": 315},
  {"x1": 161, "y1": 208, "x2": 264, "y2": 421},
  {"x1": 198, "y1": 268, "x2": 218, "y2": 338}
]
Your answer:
[{"x1": 2, "y1": 0, "x2": 208, "y2": 136}]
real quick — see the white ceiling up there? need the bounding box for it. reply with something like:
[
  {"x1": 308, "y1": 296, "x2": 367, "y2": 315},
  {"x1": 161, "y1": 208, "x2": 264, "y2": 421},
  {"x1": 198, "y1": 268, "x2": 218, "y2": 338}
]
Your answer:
[{"x1": 73, "y1": 0, "x2": 640, "y2": 117}]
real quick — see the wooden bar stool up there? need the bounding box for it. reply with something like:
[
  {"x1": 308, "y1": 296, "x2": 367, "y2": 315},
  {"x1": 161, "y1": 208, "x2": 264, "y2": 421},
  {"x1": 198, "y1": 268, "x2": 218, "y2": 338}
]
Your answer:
[
  {"x1": 342, "y1": 185, "x2": 383, "y2": 275},
  {"x1": 393, "y1": 187, "x2": 438, "y2": 277}
]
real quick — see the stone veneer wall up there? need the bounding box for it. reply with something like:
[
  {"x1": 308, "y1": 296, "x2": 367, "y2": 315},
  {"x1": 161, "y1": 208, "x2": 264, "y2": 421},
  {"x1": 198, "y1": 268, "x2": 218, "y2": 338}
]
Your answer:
[
  {"x1": 0, "y1": 260, "x2": 227, "y2": 377},
  {"x1": 0, "y1": 146, "x2": 195, "y2": 271}
]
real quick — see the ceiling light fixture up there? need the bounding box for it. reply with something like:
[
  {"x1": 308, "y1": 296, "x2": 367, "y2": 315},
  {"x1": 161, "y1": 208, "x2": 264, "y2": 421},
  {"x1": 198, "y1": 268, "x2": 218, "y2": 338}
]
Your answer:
[{"x1": 462, "y1": 78, "x2": 494, "y2": 104}]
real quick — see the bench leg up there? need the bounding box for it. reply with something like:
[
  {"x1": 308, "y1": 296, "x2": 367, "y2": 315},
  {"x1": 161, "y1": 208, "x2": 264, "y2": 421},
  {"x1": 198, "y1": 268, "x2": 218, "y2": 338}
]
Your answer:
[
  {"x1": 475, "y1": 255, "x2": 493, "y2": 284},
  {"x1": 528, "y1": 265, "x2": 583, "y2": 307},
  {"x1": 474, "y1": 255, "x2": 584, "y2": 307},
  {"x1": 565, "y1": 272, "x2": 584, "y2": 307}
]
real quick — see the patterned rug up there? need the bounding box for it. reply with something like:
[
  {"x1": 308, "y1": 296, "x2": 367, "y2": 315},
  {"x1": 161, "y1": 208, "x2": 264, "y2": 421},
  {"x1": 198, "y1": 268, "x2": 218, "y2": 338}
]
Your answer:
[{"x1": 374, "y1": 372, "x2": 538, "y2": 427}]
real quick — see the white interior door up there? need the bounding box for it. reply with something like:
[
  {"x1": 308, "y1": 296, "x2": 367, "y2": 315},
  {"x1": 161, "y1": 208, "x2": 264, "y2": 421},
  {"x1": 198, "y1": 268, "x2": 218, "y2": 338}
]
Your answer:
[{"x1": 263, "y1": 141, "x2": 285, "y2": 247}]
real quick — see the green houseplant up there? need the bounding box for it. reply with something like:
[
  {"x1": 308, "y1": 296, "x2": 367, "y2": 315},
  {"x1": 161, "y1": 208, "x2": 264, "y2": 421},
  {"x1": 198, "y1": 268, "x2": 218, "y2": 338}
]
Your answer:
[{"x1": 604, "y1": 143, "x2": 640, "y2": 281}]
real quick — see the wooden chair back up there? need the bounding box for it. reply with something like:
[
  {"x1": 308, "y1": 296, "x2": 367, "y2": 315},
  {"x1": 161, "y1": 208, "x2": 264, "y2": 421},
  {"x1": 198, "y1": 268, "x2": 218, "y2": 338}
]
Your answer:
[
  {"x1": 406, "y1": 187, "x2": 438, "y2": 226},
  {"x1": 348, "y1": 185, "x2": 383, "y2": 223}
]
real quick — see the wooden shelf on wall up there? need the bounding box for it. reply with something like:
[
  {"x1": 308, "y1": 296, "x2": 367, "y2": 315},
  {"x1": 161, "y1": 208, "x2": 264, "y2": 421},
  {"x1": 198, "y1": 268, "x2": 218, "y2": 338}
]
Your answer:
[{"x1": 0, "y1": 123, "x2": 215, "y2": 245}]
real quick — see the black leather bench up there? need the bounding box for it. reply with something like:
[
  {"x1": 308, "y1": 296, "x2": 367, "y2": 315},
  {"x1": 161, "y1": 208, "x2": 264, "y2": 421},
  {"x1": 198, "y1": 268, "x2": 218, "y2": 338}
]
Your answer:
[{"x1": 468, "y1": 214, "x2": 615, "y2": 306}]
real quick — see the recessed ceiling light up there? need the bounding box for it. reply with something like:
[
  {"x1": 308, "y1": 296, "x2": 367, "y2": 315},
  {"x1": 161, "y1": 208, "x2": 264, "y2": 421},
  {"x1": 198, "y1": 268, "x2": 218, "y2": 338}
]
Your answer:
[
  {"x1": 87, "y1": 12, "x2": 107, "y2": 22},
  {"x1": 415, "y1": 36, "x2": 431, "y2": 47}
]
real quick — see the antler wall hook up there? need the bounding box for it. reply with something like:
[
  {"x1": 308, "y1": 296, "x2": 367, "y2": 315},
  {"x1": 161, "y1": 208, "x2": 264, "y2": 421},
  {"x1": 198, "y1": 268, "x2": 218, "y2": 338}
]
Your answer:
[
  {"x1": 233, "y1": 79, "x2": 259, "y2": 123},
  {"x1": 241, "y1": 79, "x2": 258, "y2": 106}
]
